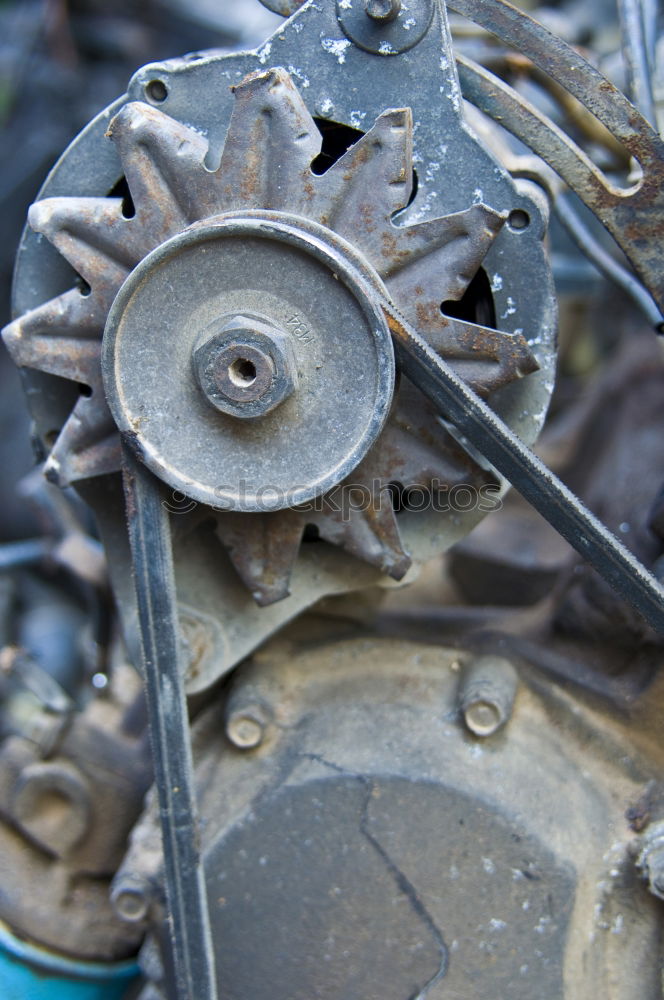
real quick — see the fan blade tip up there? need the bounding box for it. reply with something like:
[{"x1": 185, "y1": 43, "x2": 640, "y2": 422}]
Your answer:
[
  {"x1": 43, "y1": 455, "x2": 67, "y2": 488},
  {"x1": 233, "y1": 66, "x2": 286, "y2": 96},
  {"x1": 387, "y1": 554, "x2": 413, "y2": 580},
  {"x1": 27, "y1": 199, "x2": 58, "y2": 235},
  {"x1": 252, "y1": 583, "x2": 291, "y2": 607}
]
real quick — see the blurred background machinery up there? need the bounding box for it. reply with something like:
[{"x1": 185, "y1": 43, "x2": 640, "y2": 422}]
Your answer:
[{"x1": 0, "y1": 0, "x2": 663, "y2": 998}]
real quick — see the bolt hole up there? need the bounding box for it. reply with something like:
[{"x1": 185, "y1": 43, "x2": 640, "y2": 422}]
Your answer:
[
  {"x1": 79, "y1": 384, "x2": 93, "y2": 397},
  {"x1": 108, "y1": 176, "x2": 135, "y2": 219},
  {"x1": 508, "y1": 209, "x2": 530, "y2": 231},
  {"x1": 145, "y1": 79, "x2": 168, "y2": 103},
  {"x1": 228, "y1": 358, "x2": 257, "y2": 387}
]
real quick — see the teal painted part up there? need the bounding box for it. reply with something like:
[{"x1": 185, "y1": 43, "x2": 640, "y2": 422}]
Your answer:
[{"x1": 0, "y1": 920, "x2": 140, "y2": 1000}]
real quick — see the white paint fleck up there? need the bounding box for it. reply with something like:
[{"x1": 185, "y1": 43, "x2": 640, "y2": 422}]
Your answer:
[
  {"x1": 534, "y1": 915, "x2": 552, "y2": 935},
  {"x1": 287, "y1": 64, "x2": 310, "y2": 88},
  {"x1": 611, "y1": 914, "x2": 624, "y2": 934},
  {"x1": 257, "y1": 41, "x2": 272, "y2": 64},
  {"x1": 408, "y1": 188, "x2": 439, "y2": 223},
  {"x1": 318, "y1": 97, "x2": 334, "y2": 117},
  {"x1": 489, "y1": 918, "x2": 507, "y2": 931},
  {"x1": 520, "y1": 964, "x2": 529, "y2": 975},
  {"x1": 522, "y1": 899, "x2": 530, "y2": 911},
  {"x1": 321, "y1": 38, "x2": 352, "y2": 64},
  {"x1": 491, "y1": 273, "x2": 503, "y2": 292},
  {"x1": 501, "y1": 296, "x2": 517, "y2": 318},
  {"x1": 482, "y1": 857, "x2": 496, "y2": 875},
  {"x1": 473, "y1": 187, "x2": 484, "y2": 204},
  {"x1": 349, "y1": 109, "x2": 367, "y2": 128},
  {"x1": 403, "y1": 17, "x2": 416, "y2": 29},
  {"x1": 379, "y1": 41, "x2": 396, "y2": 54}
]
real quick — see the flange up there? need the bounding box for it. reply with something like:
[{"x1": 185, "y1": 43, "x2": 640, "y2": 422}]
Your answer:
[{"x1": 102, "y1": 212, "x2": 395, "y2": 513}]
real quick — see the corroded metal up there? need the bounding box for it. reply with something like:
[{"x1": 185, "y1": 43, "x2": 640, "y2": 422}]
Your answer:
[
  {"x1": 3, "y1": 66, "x2": 539, "y2": 606},
  {"x1": 450, "y1": 0, "x2": 664, "y2": 314}
]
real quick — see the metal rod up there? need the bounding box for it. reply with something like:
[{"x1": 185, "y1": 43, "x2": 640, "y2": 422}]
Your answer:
[
  {"x1": 122, "y1": 446, "x2": 218, "y2": 1000},
  {"x1": 382, "y1": 302, "x2": 664, "y2": 635},
  {"x1": 617, "y1": 0, "x2": 657, "y2": 126},
  {"x1": 554, "y1": 195, "x2": 664, "y2": 331}
]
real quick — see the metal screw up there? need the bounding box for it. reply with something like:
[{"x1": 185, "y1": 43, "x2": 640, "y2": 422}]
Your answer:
[
  {"x1": 364, "y1": 0, "x2": 401, "y2": 22},
  {"x1": 111, "y1": 875, "x2": 152, "y2": 923},
  {"x1": 226, "y1": 704, "x2": 268, "y2": 749},
  {"x1": 459, "y1": 655, "x2": 518, "y2": 737}
]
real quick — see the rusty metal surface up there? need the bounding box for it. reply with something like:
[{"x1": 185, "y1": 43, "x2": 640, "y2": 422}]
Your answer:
[
  {"x1": 4, "y1": 64, "x2": 545, "y2": 612},
  {"x1": 4, "y1": 0, "x2": 559, "y2": 679},
  {"x1": 0, "y1": 663, "x2": 150, "y2": 960},
  {"x1": 449, "y1": 0, "x2": 664, "y2": 314}
]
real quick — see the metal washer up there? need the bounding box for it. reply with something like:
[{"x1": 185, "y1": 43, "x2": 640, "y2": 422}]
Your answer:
[{"x1": 336, "y1": 0, "x2": 435, "y2": 56}]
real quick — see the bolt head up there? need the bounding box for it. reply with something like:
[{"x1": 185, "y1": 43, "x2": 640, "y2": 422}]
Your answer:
[
  {"x1": 364, "y1": 0, "x2": 401, "y2": 22},
  {"x1": 226, "y1": 705, "x2": 268, "y2": 749},
  {"x1": 193, "y1": 313, "x2": 298, "y2": 419},
  {"x1": 463, "y1": 698, "x2": 504, "y2": 737},
  {"x1": 111, "y1": 879, "x2": 151, "y2": 923}
]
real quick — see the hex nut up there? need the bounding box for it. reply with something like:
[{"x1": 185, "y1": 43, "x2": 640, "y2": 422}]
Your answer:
[{"x1": 193, "y1": 313, "x2": 298, "y2": 419}]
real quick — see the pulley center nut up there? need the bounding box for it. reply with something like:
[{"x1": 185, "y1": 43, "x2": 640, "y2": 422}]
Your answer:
[{"x1": 193, "y1": 314, "x2": 298, "y2": 419}]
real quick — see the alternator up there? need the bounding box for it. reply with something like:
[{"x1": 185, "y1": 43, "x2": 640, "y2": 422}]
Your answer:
[{"x1": 4, "y1": 0, "x2": 556, "y2": 689}]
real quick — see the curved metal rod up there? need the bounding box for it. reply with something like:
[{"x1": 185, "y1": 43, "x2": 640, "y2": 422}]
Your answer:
[
  {"x1": 617, "y1": 0, "x2": 657, "y2": 125},
  {"x1": 554, "y1": 195, "x2": 663, "y2": 331},
  {"x1": 448, "y1": 0, "x2": 663, "y2": 160},
  {"x1": 456, "y1": 53, "x2": 664, "y2": 313}
]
